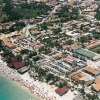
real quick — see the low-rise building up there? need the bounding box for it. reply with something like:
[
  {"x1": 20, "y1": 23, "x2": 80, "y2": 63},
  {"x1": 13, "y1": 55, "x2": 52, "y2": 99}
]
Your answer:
[
  {"x1": 75, "y1": 48, "x2": 96, "y2": 60},
  {"x1": 63, "y1": 56, "x2": 77, "y2": 67},
  {"x1": 69, "y1": 71, "x2": 94, "y2": 85},
  {"x1": 55, "y1": 86, "x2": 69, "y2": 96},
  {"x1": 5, "y1": 42, "x2": 16, "y2": 49},
  {"x1": 83, "y1": 67, "x2": 100, "y2": 76},
  {"x1": 93, "y1": 80, "x2": 100, "y2": 92},
  {"x1": 66, "y1": 31, "x2": 80, "y2": 39}
]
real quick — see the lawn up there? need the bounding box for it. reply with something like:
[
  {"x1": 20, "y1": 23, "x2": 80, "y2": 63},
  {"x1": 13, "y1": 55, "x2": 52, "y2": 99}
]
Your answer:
[{"x1": 91, "y1": 46, "x2": 100, "y2": 54}]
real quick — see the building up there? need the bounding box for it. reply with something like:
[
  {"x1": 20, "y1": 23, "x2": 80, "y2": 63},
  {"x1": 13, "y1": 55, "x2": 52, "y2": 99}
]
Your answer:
[
  {"x1": 55, "y1": 86, "x2": 69, "y2": 96},
  {"x1": 75, "y1": 48, "x2": 96, "y2": 60},
  {"x1": 85, "y1": 40, "x2": 100, "y2": 50},
  {"x1": 13, "y1": 62, "x2": 26, "y2": 69},
  {"x1": 68, "y1": 45, "x2": 81, "y2": 52},
  {"x1": 7, "y1": 57, "x2": 26, "y2": 69},
  {"x1": 93, "y1": 80, "x2": 100, "y2": 92},
  {"x1": 2, "y1": 37, "x2": 11, "y2": 43},
  {"x1": 52, "y1": 53, "x2": 63, "y2": 60},
  {"x1": 80, "y1": 75, "x2": 94, "y2": 86},
  {"x1": 69, "y1": 71, "x2": 86, "y2": 81},
  {"x1": 63, "y1": 56, "x2": 77, "y2": 67},
  {"x1": 69, "y1": 71, "x2": 94, "y2": 85},
  {"x1": 5, "y1": 42, "x2": 16, "y2": 49},
  {"x1": 17, "y1": 66, "x2": 30, "y2": 74},
  {"x1": 30, "y1": 30, "x2": 40, "y2": 36},
  {"x1": 66, "y1": 31, "x2": 80, "y2": 39},
  {"x1": 83, "y1": 67, "x2": 100, "y2": 76}
]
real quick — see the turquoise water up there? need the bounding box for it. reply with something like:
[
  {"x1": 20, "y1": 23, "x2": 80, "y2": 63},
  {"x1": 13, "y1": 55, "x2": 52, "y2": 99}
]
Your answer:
[{"x1": 0, "y1": 76, "x2": 39, "y2": 100}]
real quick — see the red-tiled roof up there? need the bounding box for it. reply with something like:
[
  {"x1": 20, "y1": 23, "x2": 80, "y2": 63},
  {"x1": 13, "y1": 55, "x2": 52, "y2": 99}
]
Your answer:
[
  {"x1": 7, "y1": 63, "x2": 13, "y2": 68},
  {"x1": 55, "y1": 86, "x2": 69, "y2": 96},
  {"x1": 5, "y1": 42, "x2": 16, "y2": 49},
  {"x1": 12, "y1": 62, "x2": 25, "y2": 69},
  {"x1": 11, "y1": 57, "x2": 17, "y2": 62},
  {"x1": 84, "y1": 67, "x2": 97, "y2": 75}
]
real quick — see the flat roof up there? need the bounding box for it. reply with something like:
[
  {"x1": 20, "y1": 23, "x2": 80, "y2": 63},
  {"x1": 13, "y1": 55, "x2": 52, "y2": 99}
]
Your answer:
[
  {"x1": 69, "y1": 71, "x2": 86, "y2": 80},
  {"x1": 84, "y1": 67, "x2": 97, "y2": 75},
  {"x1": 75, "y1": 48, "x2": 96, "y2": 58}
]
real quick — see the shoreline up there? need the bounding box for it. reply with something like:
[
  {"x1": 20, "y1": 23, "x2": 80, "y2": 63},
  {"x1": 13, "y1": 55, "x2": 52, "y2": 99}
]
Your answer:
[
  {"x1": 0, "y1": 55, "x2": 76, "y2": 100},
  {"x1": 0, "y1": 74, "x2": 40, "y2": 100},
  {"x1": 0, "y1": 58, "x2": 43, "y2": 100},
  {"x1": 0, "y1": 56, "x2": 56, "y2": 100}
]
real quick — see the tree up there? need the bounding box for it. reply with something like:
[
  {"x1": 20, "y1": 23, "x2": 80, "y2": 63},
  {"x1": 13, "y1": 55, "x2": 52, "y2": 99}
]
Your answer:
[
  {"x1": 80, "y1": 88, "x2": 85, "y2": 94},
  {"x1": 20, "y1": 49, "x2": 30, "y2": 55},
  {"x1": 16, "y1": 55, "x2": 22, "y2": 62},
  {"x1": 28, "y1": 51, "x2": 37, "y2": 58},
  {"x1": 9, "y1": 22, "x2": 26, "y2": 32},
  {"x1": 52, "y1": 28, "x2": 62, "y2": 34},
  {"x1": 1, "y1": 0, "x2": 21, "y2": 22},
  {"x1": 87, "y1": 35, "x2": 92, "y2": 40},
  {"x1": 86, "y1": 93, "x2": 98, "y2": 100},
  {"x1": 37, "y1": 67, "x2": 46, "y2": 76},
  {"x1": 78, "y1": 36, "x2": 88, "y2": 43},
  {"x1": 33, "y1": 56, "x2": 39, "y2": 61},
  {"x1": 93, "y1": 31, "x2": 100, "y2": 39},
  {"x1": 46, "y1": 73, "x2": 55, "y2": 82},
  {"x1": 95, "y1": 5, "x2": 100, "y2": 20},
  {"x1": 66, "y1": 39, "x2": 74, "y2": 45},
  {"x1": 41, "y1": 22, "x2": 48, "y2": 30}
]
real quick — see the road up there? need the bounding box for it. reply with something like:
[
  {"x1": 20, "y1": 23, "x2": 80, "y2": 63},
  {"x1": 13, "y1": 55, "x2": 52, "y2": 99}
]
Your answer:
[{"x1": 25, "y1": 1, "x2": 67, "y2": 30}]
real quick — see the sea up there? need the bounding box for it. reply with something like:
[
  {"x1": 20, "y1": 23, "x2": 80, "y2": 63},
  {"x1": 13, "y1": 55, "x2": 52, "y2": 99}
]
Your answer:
[{"x1": 0, "y1": 76, "x2": 39, "y2": 100}]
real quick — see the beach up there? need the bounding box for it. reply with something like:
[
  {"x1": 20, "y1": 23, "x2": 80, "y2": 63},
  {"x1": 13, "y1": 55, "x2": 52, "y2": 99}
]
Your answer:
[
  {"x1": 0, "y1": 55, "x2": 76, "y2": 100},
  {"x1": 0, "y1": 76, "x2": 39, "y2": 100}
]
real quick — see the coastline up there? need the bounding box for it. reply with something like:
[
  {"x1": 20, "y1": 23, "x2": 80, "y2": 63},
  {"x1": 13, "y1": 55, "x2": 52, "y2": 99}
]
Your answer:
[
  {"x1": 0, "y1": 57, "x2": 42, "y2": 100},
  {"x1": 0, "y1": 74, "x2": 41, "y2": 100},
  {"x1": 0, "y1": 56, "x2": 76, "y2": 100},
  {"x1": 0, "y1": 56, "x2": 56, "y2": 100}
]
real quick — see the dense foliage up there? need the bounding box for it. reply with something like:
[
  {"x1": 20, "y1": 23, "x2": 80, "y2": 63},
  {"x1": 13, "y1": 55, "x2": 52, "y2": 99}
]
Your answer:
[
  {"x1": 57, "y1": 5, "x2": 79, "y2": 22},
  {"x1": 95, "y1": 5, "x2": 100, "y2": 20},
  {"x1": 0, "y1": 0, "x2": 52, "y2": 22}
]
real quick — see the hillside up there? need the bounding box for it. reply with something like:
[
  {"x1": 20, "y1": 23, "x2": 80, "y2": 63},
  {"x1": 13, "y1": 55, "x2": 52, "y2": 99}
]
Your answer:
[{"x1": 0, "y1": 0, "x2": 52, "y2": 23}]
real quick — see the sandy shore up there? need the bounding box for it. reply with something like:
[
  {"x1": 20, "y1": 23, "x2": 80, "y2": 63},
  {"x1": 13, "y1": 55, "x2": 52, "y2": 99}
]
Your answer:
[
  {"x1": 21, "y1": 72, "x2": 76, "y2": 100},
  {"x1": 0, "y1": 55, "x2": 76, "y2": 100}
]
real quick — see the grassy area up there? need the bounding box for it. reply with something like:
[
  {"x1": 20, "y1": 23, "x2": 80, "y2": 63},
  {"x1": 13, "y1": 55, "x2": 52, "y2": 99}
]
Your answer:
[
  {"x1": 13, "y1": 8, "x2": 39, "y2": 19},
  {"x1": 91, "y1": 46, "x2": 100, "y2": 54},
  {"x1": 0, "y1": 0, "x2": 52, "y2": 22}
]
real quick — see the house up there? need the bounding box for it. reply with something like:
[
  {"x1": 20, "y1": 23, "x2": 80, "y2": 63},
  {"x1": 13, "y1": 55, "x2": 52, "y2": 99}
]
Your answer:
[
  {"x1": 68, "y1": 45, "x2": 81, "y2": 52},
  {"x1": 52, "y1": 53, "x2": 63, "y2": 60},
  {"x1": 92, "y1": 55, "x2": 100, "y2": 61},
  {"x1": 12, "y1": 62, "x2": 26, "y2": 69},
  {"x1": 17, "y1": 66, "x2": 30, "y2": 74},
  {"x1": 69, "y1": 71, "x2": 86, "y2": 80},
  {"x1": 55, "y1": 86, "x2": 69, "y2": 96},
  {"x1": 2, "y1": 37, "x2": 11, "y2": 44},
  {"x1": 66, "y1": 31, "x2": 80, "y2": 39},
  {"x1": 69, "y1": 71, "x2": 94, "y2": 85},
  {"x1": 5, "y1": 42, "x2": 16, "y2": 49},
  {"x1": 13, "y1": 47, "x2": 22, "y2": 53},
  {"x1": 93, "y1": 80, "x2": 100, "y2": 92},
  {"x1": 80, "y1": 75, "x2": 94, "y2": 86},
  {"x1": 85, "y1": 40, "x2": 100, "y2": 50},
  {"x1": 30, "y1": 30, "x2": 40, "y2": 36},
  {"x1": 63, "y1": 56, "x2": 77, "y2": 67},
  {"x1": 83, "y1": 67, "x2": 100, "y2": 76},
  {"x1": 30, "y1": 41, "x2": 43, "y2": 50},
  {"x1": 7, "y1": 57, "x2": 26, "y2": 69}
]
